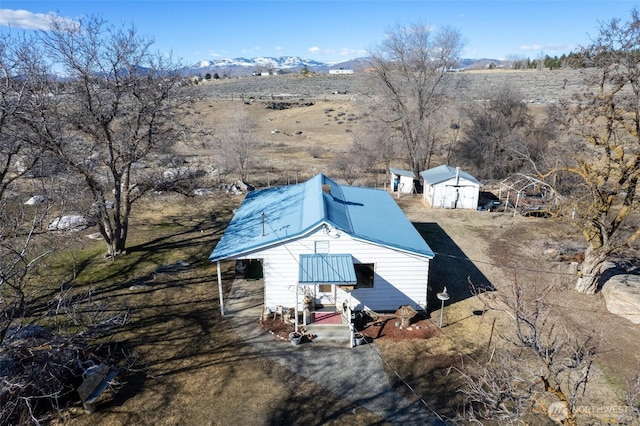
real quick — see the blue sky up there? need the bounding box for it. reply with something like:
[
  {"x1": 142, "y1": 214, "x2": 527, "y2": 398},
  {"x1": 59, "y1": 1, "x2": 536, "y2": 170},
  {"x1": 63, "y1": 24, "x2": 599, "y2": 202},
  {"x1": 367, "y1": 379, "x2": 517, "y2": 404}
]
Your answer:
[{"x1": 1, "y1": 1, "x2": 638, "y2": 65}]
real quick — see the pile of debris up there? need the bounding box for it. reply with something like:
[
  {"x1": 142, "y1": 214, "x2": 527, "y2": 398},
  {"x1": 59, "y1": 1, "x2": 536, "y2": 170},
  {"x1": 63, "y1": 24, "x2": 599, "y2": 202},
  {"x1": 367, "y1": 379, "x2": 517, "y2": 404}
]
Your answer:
[{"x1": 1, "y1": 322, "x2": 129, "y2": 423}]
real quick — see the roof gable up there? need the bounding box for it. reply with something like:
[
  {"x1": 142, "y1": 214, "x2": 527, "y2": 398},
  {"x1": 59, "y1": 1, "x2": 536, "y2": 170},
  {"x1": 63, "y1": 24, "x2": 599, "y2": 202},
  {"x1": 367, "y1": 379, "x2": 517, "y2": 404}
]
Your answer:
[
  {"x1": 420, "y1": 164, "x2": 482, "y2": 186},
  {"x1": 389, "y1": 167, "x2": 416, "y2": 178},
  {"x1": 209, "y1": 174, "x2": 434, "y2": 261}
]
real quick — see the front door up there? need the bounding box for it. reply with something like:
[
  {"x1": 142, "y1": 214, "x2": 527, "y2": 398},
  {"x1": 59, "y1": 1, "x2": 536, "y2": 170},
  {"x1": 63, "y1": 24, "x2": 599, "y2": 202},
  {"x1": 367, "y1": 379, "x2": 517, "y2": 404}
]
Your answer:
[{"x1": 314, "y1": 284, "x2": 335, "y2": 308}]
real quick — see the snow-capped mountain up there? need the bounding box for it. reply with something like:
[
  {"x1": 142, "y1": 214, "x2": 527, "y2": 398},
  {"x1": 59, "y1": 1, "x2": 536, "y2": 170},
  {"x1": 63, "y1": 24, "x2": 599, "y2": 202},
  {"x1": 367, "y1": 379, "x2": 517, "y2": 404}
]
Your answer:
[
  {"x1": 182, "y1": 56, "x2": 505, "y2": 77},
  {"x1": 191, "y1": 56, "x2": 330, "y2": 69},
  {"x1": 183, "y1": 56, "x2": 370, "y2": 77}
]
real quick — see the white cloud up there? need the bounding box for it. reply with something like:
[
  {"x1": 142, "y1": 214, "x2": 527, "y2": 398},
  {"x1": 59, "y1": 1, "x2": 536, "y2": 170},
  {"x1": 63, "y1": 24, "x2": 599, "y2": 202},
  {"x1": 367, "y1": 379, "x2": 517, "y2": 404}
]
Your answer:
[
  {"x1": 520, "y1": 44, "x2": 543, "y2": 52},
  {"x1": 308, "y1": 46, "x2": 365, "y2": 60},
  {"x1": 520, "y1": 43, "x2": 577, "y2": 54},
  {"x1": 0, "y1": 9, "x2": 71, "y2": 30},
  {"x1": 544, "y1": 43, "x2": 578, "y2": 53},
  {"x1": 339, "y1": 47, "x2": 367, "y2": 57},
  {"x1": 274, "y1": 45, "x2": 282, "y2": 51},
  {"x1": 241, "y1": 45, "x2": 262, "y2": 54},
  {"x1": 307, "y1": 46, "x2": 342, "y2": 56}
]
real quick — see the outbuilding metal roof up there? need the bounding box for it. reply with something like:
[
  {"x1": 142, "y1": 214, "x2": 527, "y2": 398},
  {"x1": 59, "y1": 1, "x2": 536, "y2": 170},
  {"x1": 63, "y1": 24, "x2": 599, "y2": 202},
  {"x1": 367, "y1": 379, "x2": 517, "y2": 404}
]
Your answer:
[
  {"x1": 420, "y1": 164, "x2": 482, "y2": 186},
  {"x1": 209, "y1": 174, "x2": 434, "y2": 262},
  {"x1": 389, "y1": 167, "x2": 416, "y2": 178}
]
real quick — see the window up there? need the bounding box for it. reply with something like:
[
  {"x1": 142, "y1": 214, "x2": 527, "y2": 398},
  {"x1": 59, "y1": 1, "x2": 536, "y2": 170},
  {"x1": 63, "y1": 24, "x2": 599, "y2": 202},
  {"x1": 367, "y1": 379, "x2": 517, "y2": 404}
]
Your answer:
[
  {"x1": 354, "y1": 263, "x2": 374, "y2": 288},
  {"x1": 318, "y1": 284, "x2": 332, "y2": 293},
  {"x1": 315, "y1": 240, "x2": 329, "y2": 254}
]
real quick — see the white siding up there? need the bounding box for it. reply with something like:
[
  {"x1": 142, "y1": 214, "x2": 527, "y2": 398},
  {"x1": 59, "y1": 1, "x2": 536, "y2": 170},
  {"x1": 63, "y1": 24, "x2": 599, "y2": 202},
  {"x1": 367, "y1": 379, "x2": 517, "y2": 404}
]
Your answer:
[
  {"x1": 390, "y1": 171, "x2": 415, "y2": 194},
  {"x1": 425, "y1": 177, "x2": 480, "y2": 209},
  {"x1": 244, "y1": 226, "x2": 430, "y2": 312}
]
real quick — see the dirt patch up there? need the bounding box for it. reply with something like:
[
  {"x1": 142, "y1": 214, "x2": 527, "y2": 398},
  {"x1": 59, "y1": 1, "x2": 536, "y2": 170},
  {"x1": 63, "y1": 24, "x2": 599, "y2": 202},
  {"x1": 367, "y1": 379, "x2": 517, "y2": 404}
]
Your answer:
[
  {"x1": 359, "y1": 312, "x2": 442, "y2": 341},
  {"x1": 260, "y1": 317, "x2": 295, "y2": 341},
  {"x1": 261, "y1": 312, "x2": 441, "y2": 342}
]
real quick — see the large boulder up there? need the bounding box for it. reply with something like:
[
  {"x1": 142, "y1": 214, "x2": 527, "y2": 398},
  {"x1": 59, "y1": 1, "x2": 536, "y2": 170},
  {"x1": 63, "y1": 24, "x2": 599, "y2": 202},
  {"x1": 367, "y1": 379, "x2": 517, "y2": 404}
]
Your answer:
[
  {"x1": 24, "y1": 195, "x2": 48, "y2": 205},
  {"x1": 601, "y1": 274, "x2": 640, "y2": 324},
  {"x1": 47, "y1": 215, "x2": 94, "y2": 231}
]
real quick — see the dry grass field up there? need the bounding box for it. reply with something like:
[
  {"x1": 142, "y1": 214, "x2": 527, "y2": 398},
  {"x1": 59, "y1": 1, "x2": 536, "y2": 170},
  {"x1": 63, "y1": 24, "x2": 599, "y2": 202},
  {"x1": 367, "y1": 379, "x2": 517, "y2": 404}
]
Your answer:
[{"x1": 56, "y1": 70, "x2": 640, "y2": 425}]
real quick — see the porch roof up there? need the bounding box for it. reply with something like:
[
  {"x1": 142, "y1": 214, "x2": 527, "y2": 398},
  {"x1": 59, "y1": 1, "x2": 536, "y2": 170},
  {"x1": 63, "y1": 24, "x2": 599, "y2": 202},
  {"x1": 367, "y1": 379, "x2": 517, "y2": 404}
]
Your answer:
[{"x1": 298, "y1": 254, "x2": 357, "y2": 284}]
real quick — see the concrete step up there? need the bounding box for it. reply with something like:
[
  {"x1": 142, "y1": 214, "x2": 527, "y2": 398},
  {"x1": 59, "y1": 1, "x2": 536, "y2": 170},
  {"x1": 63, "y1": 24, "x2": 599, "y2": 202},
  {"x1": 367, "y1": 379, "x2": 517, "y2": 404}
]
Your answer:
[{"x1": 304, "y1": 324, "x2": 351, "y2": 342}]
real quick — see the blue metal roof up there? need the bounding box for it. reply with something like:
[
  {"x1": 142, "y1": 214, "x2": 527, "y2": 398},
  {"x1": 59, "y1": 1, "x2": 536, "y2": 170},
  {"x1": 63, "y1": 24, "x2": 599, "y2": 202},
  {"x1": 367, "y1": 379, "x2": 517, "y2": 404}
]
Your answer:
[
  {"x1": 420, "y1": 164, "x2": 483, "y2": 186},
  {"x1": 298, "y1": 254, "x2": 357, "y2": 284},
  {"x1": 389, "y1": 167, "x2": 416, "y2": 178},
  {"x1": 209, "y1": 174, "x2": 434, "y2": 262}
]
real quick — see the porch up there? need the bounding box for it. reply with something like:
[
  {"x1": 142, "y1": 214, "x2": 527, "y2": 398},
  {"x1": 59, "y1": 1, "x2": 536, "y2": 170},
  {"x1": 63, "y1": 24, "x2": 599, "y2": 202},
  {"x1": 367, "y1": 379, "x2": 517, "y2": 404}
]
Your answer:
[
  {"x1": 272, "y1": 305, "x2": 353, "y2": 344},
  {"x1": 304, "y1": 306, "x2": 351, "y2": 343}
]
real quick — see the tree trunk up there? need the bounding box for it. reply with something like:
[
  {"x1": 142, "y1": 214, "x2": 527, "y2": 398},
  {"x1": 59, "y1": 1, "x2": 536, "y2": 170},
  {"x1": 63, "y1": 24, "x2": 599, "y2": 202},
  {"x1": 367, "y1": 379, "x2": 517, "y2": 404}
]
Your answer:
[{"x1": 575, "y1": 246, "x2": 608, "y2": 294}]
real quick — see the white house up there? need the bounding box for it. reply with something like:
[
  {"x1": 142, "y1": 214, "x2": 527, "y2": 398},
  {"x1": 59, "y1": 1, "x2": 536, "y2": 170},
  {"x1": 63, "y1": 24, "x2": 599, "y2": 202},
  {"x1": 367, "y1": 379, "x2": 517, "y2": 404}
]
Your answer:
[
  {"x1": 209, "y1": 174, "x2": 434, "y2": 317},
  {"x1": 389, "y1": 167, "x2": 416, "y2": 195},
  {"x1": 328, "y1": 69, "x2": 354, "y2": 74},
  {"x1": 420, "y1": 164, "x2": 482, "y2": 210}
]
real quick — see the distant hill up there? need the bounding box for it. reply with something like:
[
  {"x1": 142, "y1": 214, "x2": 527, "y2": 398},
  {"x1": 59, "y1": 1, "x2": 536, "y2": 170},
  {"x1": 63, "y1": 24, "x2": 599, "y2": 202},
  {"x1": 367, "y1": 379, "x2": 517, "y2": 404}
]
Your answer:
[{"x1": 181, "y1": 56, "x2": 507, "y2": 77}]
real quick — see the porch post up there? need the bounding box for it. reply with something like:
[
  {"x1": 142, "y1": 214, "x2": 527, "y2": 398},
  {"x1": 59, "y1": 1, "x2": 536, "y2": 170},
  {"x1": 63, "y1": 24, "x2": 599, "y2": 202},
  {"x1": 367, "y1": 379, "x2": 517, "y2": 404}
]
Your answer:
[
  {"x1": 217, "y1": 261, "x2": 225, "y2": 316},
  {"x1": 349, "y1": 291, "x2": 354, "y2": 348},
  {"x1": 294, "y1": 282, "x2": 299, "y2": 333}
]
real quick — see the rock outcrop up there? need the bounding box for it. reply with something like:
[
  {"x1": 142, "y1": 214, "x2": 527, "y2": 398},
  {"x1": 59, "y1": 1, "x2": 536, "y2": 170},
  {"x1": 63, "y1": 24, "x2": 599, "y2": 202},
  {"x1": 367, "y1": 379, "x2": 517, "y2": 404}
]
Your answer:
[{"x1": 601, "y1": 273, "x2": 640, "y2": 324}]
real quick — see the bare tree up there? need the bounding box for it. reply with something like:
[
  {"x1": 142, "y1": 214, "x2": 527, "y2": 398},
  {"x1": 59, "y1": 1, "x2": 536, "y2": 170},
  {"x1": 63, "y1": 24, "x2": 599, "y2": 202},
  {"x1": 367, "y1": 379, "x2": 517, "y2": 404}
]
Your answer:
[
  {"x1": 624, "y1": 374, "x2": 640, "y2": 422},
  {"x1": 0, "y1": 34, "x2": 47, "y2": 199},
  {"x1": 0, "y1": 33, "x2": 57, "y2": 343},
  {"x1": 349, "y1": 117, "x2": 399, "y2": 173},
  {"x1": 455, "y1": 83, "x2": 553, "y2": 180},
  {"x1": 331, "y1": 155, "x2": 360, "y2": 185},
  {"x1": 213, "y1": 102, "x2": 257, "y2": 182},
  {"x1": 367, "y1": 22, "x2": 465, "y2": 175},
  {"x1": 546, "y1": 9, "x2": 640, "y2": 294},
  {"x1": 458, "y1": 282, "x2": 598, "y2": 425},
  {"x1": 23, "y1": 15, "x2": 190, "y2": 257}
]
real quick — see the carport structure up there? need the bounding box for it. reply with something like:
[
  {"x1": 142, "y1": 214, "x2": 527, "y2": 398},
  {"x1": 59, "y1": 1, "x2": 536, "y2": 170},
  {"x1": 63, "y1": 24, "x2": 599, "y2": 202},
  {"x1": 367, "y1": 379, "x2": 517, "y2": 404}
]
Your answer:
[{"x1": 498, "y1": 173, "x2": 560, "y2": 216}]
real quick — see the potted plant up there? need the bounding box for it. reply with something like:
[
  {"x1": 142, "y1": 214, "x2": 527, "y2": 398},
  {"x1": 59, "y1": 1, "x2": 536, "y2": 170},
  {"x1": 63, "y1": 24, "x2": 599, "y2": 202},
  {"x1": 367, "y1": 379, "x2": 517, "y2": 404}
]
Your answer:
[
  {"x1": 354, "y1": 332, "x2": 365, "y2": 346},
  {"x1": 289, "y1": 331, "x2": 303, "y2": 345}
]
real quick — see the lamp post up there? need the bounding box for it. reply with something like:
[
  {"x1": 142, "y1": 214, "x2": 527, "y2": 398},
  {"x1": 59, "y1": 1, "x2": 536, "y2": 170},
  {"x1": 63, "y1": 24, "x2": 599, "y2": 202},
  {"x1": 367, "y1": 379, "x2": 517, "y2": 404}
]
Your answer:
[{"x1": 436, "y1": 287, "x2": 450, "y2": 328}]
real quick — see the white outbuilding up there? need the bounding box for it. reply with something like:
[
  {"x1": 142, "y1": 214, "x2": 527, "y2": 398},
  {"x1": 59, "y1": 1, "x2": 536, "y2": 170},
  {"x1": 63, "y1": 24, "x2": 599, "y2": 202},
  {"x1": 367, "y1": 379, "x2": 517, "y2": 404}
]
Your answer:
[
  {"x1": 389, "y1": 167, "x2": 416, "y2": 195},
  {"x1": 420, "y1": 164, "x2": 482, "y2": 210}
]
